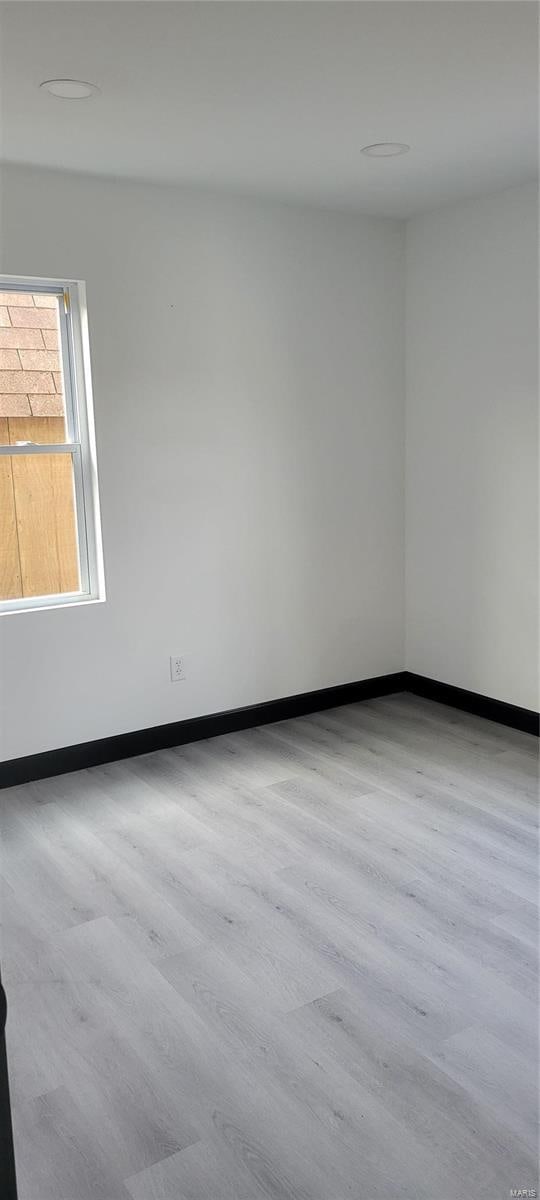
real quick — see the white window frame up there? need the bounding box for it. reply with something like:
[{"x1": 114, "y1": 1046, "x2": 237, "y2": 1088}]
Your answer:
[{"x1": 0, "y1": 275, "x2": 105, "y2": 614}]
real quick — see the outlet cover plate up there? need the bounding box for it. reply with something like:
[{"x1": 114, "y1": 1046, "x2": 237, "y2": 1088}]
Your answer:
[{"x1": 170, "y1": 656, "x2": 186, "y2": 682}]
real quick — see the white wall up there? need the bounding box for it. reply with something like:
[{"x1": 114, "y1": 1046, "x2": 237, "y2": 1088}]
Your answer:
[
  {"x1": 406, "y1": 183, "x2": 538, "y2": 710},
  {"x1": 0, "y1": 165, "x2": 405, "y2": 759}
]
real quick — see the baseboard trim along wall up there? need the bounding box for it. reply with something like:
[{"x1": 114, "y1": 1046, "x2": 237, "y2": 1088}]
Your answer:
[
  {"x1": 1, "y1": 669, "x2": 537, "y2": 788},
  {"x1": 405, "y1": 673, "x2": 540, "y2": 737},
  {"x1": 0, "y1": 672, "x2": 406, "y2": 788}
]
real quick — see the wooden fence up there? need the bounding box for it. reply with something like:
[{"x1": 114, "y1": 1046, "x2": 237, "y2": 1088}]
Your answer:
[{"x1": 0, "y1": 416, "x2": 80, "y2": 600}]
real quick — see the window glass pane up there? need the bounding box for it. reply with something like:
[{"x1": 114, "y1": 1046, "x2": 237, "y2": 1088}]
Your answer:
[
  {"x1": 0, "y1": 450, "x2": 81, "y2": 600},
  {"x1": 0, "y1": 291, "x2": 68, "y2": 443}
]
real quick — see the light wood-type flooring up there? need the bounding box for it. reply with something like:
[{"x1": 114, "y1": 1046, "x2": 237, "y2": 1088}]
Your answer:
[{"x1": 1, "y1": 693, "x2": 538, "y2": 1199}]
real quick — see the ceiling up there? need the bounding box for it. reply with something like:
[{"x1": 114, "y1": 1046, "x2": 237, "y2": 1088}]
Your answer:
[{"x1": 0, "y1": 1, "x2": 537, "y2": 218}]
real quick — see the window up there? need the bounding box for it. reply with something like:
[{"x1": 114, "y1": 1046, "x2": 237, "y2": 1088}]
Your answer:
[{"x1": 0, "y1": 276, "x2": 104, "y2": 613}]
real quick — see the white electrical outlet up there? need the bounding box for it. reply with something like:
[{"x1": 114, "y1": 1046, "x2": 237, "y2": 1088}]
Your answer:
[{"x1": 170, "y1": 655, "x2": 186, "y2": 682}]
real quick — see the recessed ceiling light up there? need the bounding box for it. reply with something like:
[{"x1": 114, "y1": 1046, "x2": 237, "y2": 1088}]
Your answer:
[
  {"x1": 40, "y1": 79, "x2": 99, "y2": 100},
  {"x1": 361, "y1": 143, "x2": 410, "y2": 158}
]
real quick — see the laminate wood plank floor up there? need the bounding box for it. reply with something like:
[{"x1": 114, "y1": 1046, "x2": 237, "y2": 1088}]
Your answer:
[{"x1": 1, "y1": 693, "x2": 538, "y2": 1200}]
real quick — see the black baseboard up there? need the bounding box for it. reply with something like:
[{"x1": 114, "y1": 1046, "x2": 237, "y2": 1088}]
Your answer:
[
  {"x1": 405, "y1": 672, "x2": 539, "y2": 737},
  {"x1": 0, "y1": 672, "x2": 407, "y2": 789},
  {"x1": 1, "y1": 669, "x2": 537, "y2": 789}
]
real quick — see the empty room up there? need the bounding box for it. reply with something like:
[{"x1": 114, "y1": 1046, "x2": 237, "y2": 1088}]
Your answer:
[{"x1": 0, "y1": 3, "x2": 538, "y2": 1199}]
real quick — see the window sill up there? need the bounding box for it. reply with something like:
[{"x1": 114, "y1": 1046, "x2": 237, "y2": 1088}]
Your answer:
[{"x1": 0, "y1": 593, "x2": 106, "y2": 617}]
